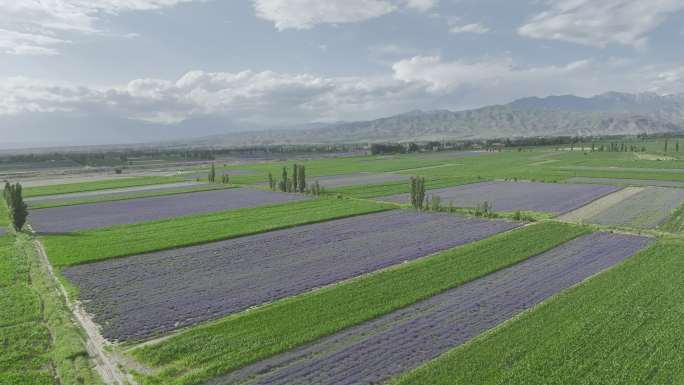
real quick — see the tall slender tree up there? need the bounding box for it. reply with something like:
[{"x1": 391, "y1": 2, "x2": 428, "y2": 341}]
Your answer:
[
  {"x1": 298, "y1": 165, "x2": 306, "y2": 193},
  {"x1": 292, "y1": 164, "x2": 299, "y2": 192},
  {"x1": 268, "y1": 172, "x2": 275, "y2": 190},
  {"x1": 208, "y1": 163, "x2": 216, "y2": 182}
]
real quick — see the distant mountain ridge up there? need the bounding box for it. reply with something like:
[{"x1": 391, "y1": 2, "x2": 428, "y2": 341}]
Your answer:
[
  {"x1": 509, "y1": 92, "x2": 684, "y2": 126},
  {"x1": 197, "y1": 92, "x2": 684, "y2": 146}
]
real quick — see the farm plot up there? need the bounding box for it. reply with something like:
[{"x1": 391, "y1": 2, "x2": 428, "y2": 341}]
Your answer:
[
  {"x1": 30, "y1": 187, "x2": 308, "y2": 233},
  {"x1": 255, "y1": 172, "x2": 410, "y2": 188},
  {"x1": 379, "y1": 181, "x2": 621, "y2": 213},
  {"x1": 213, "y1": 233, "x2": 651, "y2": 385},
  {"x1": 62, "y1": 210, "x2": 518, "y2": 341},
  {"x1": 25, "y1": 181, "x2": 210, "y2": 205},
  {"x1": 309, "y1": 172, "x2": 410, "y2": 188},
  {"x1": 577, "y1": 187, "x2": 684, "y2": 229},
  {"x1": 565, "y1": 177, "x2": 684, "y2": 188}
]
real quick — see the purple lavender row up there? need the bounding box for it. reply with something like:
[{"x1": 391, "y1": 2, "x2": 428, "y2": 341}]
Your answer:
[
  {"x1": 380, "y1": 181, "x2": 621, "y2": 213},
  {"x1": 30, "y1": 187, "x2": 308, "y2": 233},
  {"x1": 210, "y1": 232, "x2": 651, "y2": 385},
  {"x1": 63, "y1": 210, "x2": 518, "y2": 341}
]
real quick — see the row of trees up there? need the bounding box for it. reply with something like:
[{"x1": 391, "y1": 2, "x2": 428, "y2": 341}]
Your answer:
[
  {"x1": 3, "y1": 182, "x2": 28, "y2": 231},
  {"x1": 268, "y1": 164, "x2": 323, "y2": 196}
]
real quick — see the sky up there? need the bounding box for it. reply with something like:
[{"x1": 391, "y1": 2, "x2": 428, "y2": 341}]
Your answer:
[{"x1": 1, "y1": 0, "x2": 684, "y2": 146}]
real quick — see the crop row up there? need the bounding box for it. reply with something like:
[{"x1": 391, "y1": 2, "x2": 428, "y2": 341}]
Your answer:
[
  {"x1": 42, "y1": 197, "x2": 394, "y2": 267},
  {"x1": 63, "y1": 210, "x2": 518, "y2": 340},
  {"x1": 216, "y1": 233, "x2": 651, "y2": 385},
  {"x1": 392, "y1": 238, "x2": 675, "y2": 385},
  {"x1": 130, "y1": 222, "x2": 588, "y2": 385}
]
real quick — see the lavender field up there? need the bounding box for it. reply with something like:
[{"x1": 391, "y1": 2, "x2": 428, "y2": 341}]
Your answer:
[
  {"x1": 212, "y1": 232, "x2": 651, "y2": 385},
  {"x1": 380, "y1": 181, "x2": 621, "y2": 213},
  {"x1": 30, "y1": 188, "x2": 308, "y2": 233},
  {"x1": 61, "y1": 210, "x2": 518, "y2": 340}
]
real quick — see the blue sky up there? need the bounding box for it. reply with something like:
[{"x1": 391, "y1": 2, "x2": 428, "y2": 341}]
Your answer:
[{"x1": 1, "y1": 0, "x2": 683, "y2": 145}]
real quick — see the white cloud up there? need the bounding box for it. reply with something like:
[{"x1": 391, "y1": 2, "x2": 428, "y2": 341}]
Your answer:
[
  {"x1": 449, "y1": 22, "x2": 489, "y2": 34},
  {"x1": 3, "y1": 59, "x2": 682, "y2": 129},
  {"x1": 252, "y1": 0, "x2": 437, "y2": 30},
  {"x1": 253, "y1": 0, "x2": 396, "y2": 30},
  {"x1": 0, "y1": 0, "x2": 196, "y2": 55},
  {"x1": 403, "y1": 0, "x2": 438, "y2": 12},
  {"x1": 0, "y1": 29, "x2": 70, "y2": 56},
  {"x1": 0, "y1": 70, "x2": 417, "y2": 125},
  {"x1": 518, "y1": 0, "x2": 684, "y2": 47},
  {"x1": 392, "y1": 55, "x2": 590, "y2": 92}
]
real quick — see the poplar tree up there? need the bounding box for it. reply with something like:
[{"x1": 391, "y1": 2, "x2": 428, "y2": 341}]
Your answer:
[
  {"x1": 298, "y1": 165, "x2": 306, "y2": 193},
  {"x1": 3, "y1": 182, "x2": 28, "y2": 231},
  {"x1": 281, "y1": 167, "x2": 288, "y2": 192},
  {"x1": 208, "y1": 163, "x2": 216, "y2": 182},
  {"x1": 268, "y1": 172, "x2": 275, "y2": 190}
]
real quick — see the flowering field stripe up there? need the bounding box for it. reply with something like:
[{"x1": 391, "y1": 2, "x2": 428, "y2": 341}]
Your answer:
[
  {"x1": 42, "y1": 197, "x2": 394, "y2": 267},
  {"x1": 391, "y1": 239, "x2": 678, "y2": 385},
  {"x1": 130, "y1": 221, "x2": 588, "y2": 385}
]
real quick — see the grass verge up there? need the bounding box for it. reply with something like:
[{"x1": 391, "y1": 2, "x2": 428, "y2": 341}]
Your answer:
[
  {"x1": 42, "y1": 197, "x2": 394, "y2": 267},
  {"x1": 130, "y1": 221, "x2": 588, "y2": 385},
  {"x1": 391, "y1": 239, "x2": 677, "y2": 385},
  {"x1": 0, "y1": 234, "x2": 102, "y2": 385}
]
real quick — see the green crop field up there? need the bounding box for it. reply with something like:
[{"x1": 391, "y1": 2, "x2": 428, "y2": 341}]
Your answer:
[
  {"x1": 0, "y1": 234, "x2": 102, "y2": 385},
  {"x1": 130, "y1": 222, "x2": 588, "y2": 385},
  {"x1": 28, "y1": 183, "x2": 230, "y2": 209},
  {"x1": 391, "y1": 239, "x2": 682, "y2": 385},
  {"x1": 23, "y1": 175, "x2": 184, "y2": 198},
  {"x1": 42, "y1": 197, "x2": 394, "y2": 267}
]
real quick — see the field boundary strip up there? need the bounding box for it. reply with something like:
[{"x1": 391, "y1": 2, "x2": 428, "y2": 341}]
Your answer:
[
  {"x1": 557, "y1": 187, "x2": 644, "y2": 222},
  {"x1": 33, "y1": 239, "x2": 135, "y2": 385}
]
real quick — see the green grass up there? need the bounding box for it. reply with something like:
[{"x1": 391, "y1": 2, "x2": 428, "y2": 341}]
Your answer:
[
  {"x1": 43, "y1": 197, "x2": 394, "y2": 267},
  {"x1": 659, "y1": 203, "x2": 684, "y2": 233},
  {"x1": 0, "y1": 234, "x2": 102, "y2": 385},
  {"x1": 28, "y1": 184, "x2": 230, "y2": 209},
  {"x1": 23, "y1": 175, "x2": 183, "y2": 198},
  {"x1": 390, "y1": 239, "x2": 684, "y2": 385},
  {"x1": 130, "y1": 221, "x2": 588, "y2": 385}
]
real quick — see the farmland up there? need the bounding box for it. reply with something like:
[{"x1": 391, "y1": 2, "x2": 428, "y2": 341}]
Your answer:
[
  {"x1": 42, "y1": 198, "x2": 393, "y2": 267},
  {"x1": 392, "y1": 239, "x2": 682, "y2": 385},
  {"x1": 31, "y1": 188, "x2": 309, "y2": 233},
  {"x1": 130, "y1": 222, "x2": 587, "y2": 385},
  {"x1": 0, "y1": 234, "x2": 102, "y2": 385},
  {"x1": 213, "y1": 233, "x2": 650, "y2": 385},
  {"x1": 565, "y1": 187, "x2": 684, "y2": 229},
  {"x1": 23, "y1": 175, "x2": 185, "y2": 198},
  {"x1": 379, "y1": 181, "x2": 621, "y2": 213},
  {"x1": 62, "y1": 210, "x2": 518, "y2": 340},
  {"x1": 7, "y1": 142, "x2": 684, "y2": 385}
]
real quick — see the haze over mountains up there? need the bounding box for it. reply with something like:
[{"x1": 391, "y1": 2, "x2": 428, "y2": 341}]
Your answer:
[
  {"x1": 196, "y1": 92, "x2": 684, "y2": 146},
  {"x1": 3, "y1": 92, "x2": 684, "y2": 149}
]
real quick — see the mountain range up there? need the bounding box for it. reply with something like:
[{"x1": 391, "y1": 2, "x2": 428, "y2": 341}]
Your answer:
[
  {"x1": 195, "y1": 92, "x2": 684, "y2": 146},
  {"x1": 3, "y1": 92, "x2": 684, "y2": 149}
]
